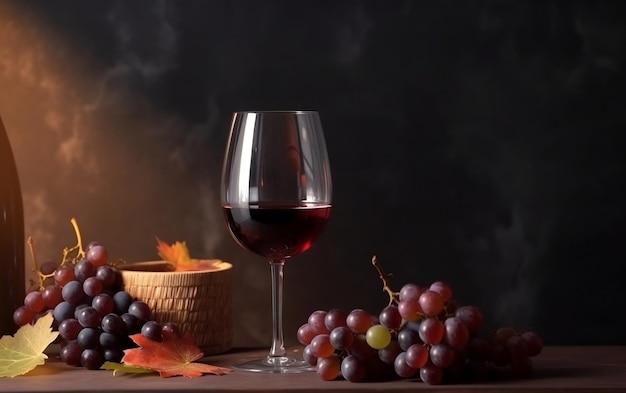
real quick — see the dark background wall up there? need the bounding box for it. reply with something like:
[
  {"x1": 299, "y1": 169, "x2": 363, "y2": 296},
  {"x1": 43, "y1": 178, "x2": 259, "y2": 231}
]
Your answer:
[{"x1": 1, "y1": 0, "x2": 624, "y2": 347}]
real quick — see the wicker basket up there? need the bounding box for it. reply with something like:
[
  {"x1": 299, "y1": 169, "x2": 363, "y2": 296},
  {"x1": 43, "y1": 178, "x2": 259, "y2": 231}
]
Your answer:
[{"x1": 119, "y1": 260, "x2": 233, "y2": 355}]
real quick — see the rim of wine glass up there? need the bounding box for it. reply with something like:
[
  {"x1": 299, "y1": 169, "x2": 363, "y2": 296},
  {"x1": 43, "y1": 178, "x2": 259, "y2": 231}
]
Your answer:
[{"x1": 233, "y1": 110, "x2": 318, "y2": 115}]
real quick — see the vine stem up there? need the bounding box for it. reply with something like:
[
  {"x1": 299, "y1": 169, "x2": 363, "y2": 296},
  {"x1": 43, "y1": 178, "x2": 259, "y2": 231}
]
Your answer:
[
  {"x1": 70, "y1": 217, "x2": 85, "y2": 258},
  {"x1": 371, "y1": 255, "x2": 398, "y2": 306},
  {"x1": 27, "y1": 218, "x2": 88, "y2": 290},
  {"x1": 27, "y1": 237, "x2": 38, "y2": 271},
  {"x1": 60, "y1": 217, "x2": 86, "y2": 265},
  {"x1": 27, "y1": 237, "x2": 47, "y2": 290}
]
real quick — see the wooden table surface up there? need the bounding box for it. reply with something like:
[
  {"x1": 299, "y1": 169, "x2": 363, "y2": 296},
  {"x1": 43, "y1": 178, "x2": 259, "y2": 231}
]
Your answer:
[{"x1": 1, "y1": 346, "x2": 625, "y2": 392}]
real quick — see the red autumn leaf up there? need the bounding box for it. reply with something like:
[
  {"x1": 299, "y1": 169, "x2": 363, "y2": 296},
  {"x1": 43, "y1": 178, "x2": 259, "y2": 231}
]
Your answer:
[{"x1": 122, "y1": 332, "x2": 231, "y2": 378}]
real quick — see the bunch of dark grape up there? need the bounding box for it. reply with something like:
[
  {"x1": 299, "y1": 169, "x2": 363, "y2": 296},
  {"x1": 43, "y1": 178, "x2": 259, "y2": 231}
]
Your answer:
[
  {"x1": 297, "y1": 257, "x2": 544, "y2": 385},
  {"x1": 13, "y1": 236, "x2": 179, "y2": 370}
]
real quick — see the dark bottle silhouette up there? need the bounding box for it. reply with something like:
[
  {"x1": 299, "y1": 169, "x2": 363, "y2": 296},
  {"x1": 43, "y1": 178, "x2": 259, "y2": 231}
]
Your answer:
[{"x1": 0, "y1": 113, "x2": 25, "y2": 335}]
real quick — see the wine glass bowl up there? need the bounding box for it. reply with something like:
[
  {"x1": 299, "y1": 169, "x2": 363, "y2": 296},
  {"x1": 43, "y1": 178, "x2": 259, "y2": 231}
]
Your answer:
[
  {"x1": 221, "y1": 110, "x2": 332, "y2": 373},
  {"x1": 223, "y1": 204, "x2": 331, "y2": 261}
]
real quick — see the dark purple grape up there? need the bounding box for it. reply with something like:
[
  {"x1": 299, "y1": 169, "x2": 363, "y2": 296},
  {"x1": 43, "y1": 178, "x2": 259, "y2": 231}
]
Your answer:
[
  {"x1": 81, "y1": 348, "x2": 105, "y2": 370},
  {"x1": 13, "y1": 305, "x2": 35, "y2": 326},
  {"x1": 316, "y1": 355, "x2": 342, "y2": 381},
  {"x1": 346, "y1": 334, "x2": 377, "y2": 360},
  {"x1": 405, "y1": 343, "x2": 429, "y2": 368},
  {"x1": 430, "y1": 343, "x2": 456, "y2": 368},
  {"x1": 74, "y1": 259, "x2": 96, "y2": 283},
  {"x1": 346, "y1": 309, "x2": 373, "y2": 334},
  {"x1": 141, "y1": 320, "x2": 163, "y2": 342},
  {"x1": 39, "y1": 260, "x2": 59, "y2": 275},
  {"x1": 83, "y1": 277, "x2": 103, "y2": 297},
  {"x1": 418, "y1": 317, "x2": 445, "y2": 345},
  {"x1": 92, "y1": 293, "x2": 114, "y2": 316},
  {"x1": 58, "y1": 318, "x2": 82, "y2": 341},
  {"x1": 341, "y1": 355, "x2": 366, "y2": 382},
  {"x1": 53, "y1": 301, "x2": 75, "y2": 323},
  {"x1": 297, "y1": 323, "x2": 315, "y2": 345},
  {"x1": 303, "y1": 345, "x2": 318, "y2": 366},
  {"x1": 74, "y1": 303, "x2": 89, "y2": 319},
  {"x1": 329, "y1": 326, "x2": 354, "y2": 350},
  {"x1": 103, "y1": 348, "x2": 124, "y2": 363},
  {"x1": 379, "y1": 305, "x2": 402, "y2": 330},
  {"x1": 86, "y1": 241, "x2": 102, "y2": 250},
  {"x1": 161, "y1": 322, "x2": 182, "y2": 338},
  {"x1": 397, "y1": 327, "x2": 422, "y2": 351},
  {"x1": 506, "y1": 335, "x2": 529, "y2": 363},
  {"x1": 99, "y1": 332, "x2": 122, "y2": 348},
  {"x1": 77, "y1": 327, "x2": 100, "y2": 349},
  {"x1": 24, "y1": 290, "x2": 45, "y2": 314},
  {"x1": 393, "y1": 352, "x2": 418, "y2": 378},
  {"x1": 77, "y1": 306, "x2": 101, "y2": 328},
  {"x1": 308, "y1": 310, "x2": 329, "y2": 335},
  {"x1": 86, "y1": 245, "x2": 109, "y2": 267},
  {"x1": 310, "y1": 334, "x2": 333, "y2": 358},
  {"x1": 521, "y1": 331, "x2": 544, "y2": 357},
  {"x1": 404, "y1": 320, "x2": 422, "y2": 332},
  {"x1": 128, "y1": 301, "x2": 151, "y2": 322},
  {"x1": 443, "y1": 316, "x2": 470, "y2": 350},
  {"x1": 121, "y1": 313, "x2": 142, "y2": 334},
  {"x1": 101, "y1": 313, "x2": 126, "y2": 335},
  {"x1": 61, "y1": 281, "x2": 85, "y2": 305},
  {"x1": 54, "y1": 265, "x2": 75, "y2": 287},
  {"x1": 399, "y1": 283, "x2": 423, "y2": 302},
  {"x1": 324, "y1": 308, "x2": 347, "y2": 331},
  {"x1": 455, "y1": 305, "x2": 484, "y2": 335},
  {"x1": 42, "y1": 285, "x2": 63, "y2": 308},
  {"x1": 95, "y1": 265, "x2": 116, "y2": 288},
  {"x1": 420, "y1": 361, "x2": 444, "y2": 385},
  {"x1": 113, "y1": 291, "x2": 133, "y2": 314},
  {"x1": 60, "y1": 342, "x2": 82, "y2": 366},
  {"x1": 378, "y1": 340, "x2": 402, "y2": 365}
]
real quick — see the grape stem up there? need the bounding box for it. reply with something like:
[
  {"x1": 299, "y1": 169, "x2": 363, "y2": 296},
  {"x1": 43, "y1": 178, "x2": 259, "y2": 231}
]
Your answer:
[
  {"x1": 27, "y1": 218, "x2": 88, "y2": 291},
  {"x1": 371, "y1": 255, "x2": 398, "y2": 306},
  {"x1": 27, "y1": 237, "x2": 52, "y2": 290},
  {"x1": 61, "y1": 217, "x2": 86, "y2": 265}
]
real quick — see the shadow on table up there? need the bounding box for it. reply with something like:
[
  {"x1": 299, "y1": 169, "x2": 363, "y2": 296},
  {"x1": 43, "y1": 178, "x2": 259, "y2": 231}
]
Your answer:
[{"x1": 531, "y1": 367, "x2": 601, "y2": 379}]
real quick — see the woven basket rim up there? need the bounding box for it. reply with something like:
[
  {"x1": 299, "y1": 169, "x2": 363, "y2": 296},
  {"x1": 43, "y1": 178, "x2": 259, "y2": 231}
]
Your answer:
[{"x1": 119, "y1": 260, "x2": 232, "y2": 275}]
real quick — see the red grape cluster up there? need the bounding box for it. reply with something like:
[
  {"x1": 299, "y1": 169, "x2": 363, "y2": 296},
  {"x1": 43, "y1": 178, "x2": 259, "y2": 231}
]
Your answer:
[
  {"x1": 14, "y1": 238, "x2": 180, "y2": 370},
  {"x1": 297, "y1": 260, "x2": 543, "y2": 384}
]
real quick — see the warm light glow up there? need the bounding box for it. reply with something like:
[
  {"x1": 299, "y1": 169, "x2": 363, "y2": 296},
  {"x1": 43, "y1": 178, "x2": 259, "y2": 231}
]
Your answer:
[{"x1": 0, "y1": 3, "x2": 224, "y2": 290}]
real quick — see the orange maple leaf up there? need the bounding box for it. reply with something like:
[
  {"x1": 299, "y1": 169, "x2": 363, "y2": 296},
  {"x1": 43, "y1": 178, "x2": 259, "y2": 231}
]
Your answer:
[
  {"x1": 155, "y1": 237, "x2": 223, "y2": 272},
  {"x1": 155, "y1": 237, "x2": 191, "y2": 266},
  {"x1": 122, "y1": 332, "x2": 231, "y2": 378}
]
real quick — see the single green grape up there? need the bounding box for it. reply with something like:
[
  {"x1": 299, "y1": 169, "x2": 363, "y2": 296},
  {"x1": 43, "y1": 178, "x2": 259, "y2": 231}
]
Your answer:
[{"x1": 365, "y1": 324, "x2": 391, "y2": 350}]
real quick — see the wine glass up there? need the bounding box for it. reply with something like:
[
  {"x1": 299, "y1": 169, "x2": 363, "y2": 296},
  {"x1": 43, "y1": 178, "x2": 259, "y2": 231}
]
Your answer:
[{"x1": 221, "y1": 110, "x2": 332, "y2": 373}]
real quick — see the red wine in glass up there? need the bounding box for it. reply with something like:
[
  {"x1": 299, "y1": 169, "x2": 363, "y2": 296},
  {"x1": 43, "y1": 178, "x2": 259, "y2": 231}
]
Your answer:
[{"x1": 223, "y1": 204, "x2": 331, "y2": 261}]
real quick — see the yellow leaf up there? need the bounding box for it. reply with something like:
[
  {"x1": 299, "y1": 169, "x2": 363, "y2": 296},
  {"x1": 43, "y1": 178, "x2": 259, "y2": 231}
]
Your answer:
[
  {"x1": 101, "y1": 361, "x2": 156, "y2": 376},
  {"x1": 0, "y1": 313, "x2": 59, "y2": 378}
]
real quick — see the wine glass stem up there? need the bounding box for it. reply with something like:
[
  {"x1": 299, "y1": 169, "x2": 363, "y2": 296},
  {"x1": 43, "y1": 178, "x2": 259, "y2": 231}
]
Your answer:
[{"x1": 268, "y1": 260, "x2": 286, "y2": 358}]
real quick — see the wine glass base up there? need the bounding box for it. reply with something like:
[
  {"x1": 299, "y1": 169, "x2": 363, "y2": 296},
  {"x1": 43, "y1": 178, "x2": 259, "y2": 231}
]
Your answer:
[{"x1": 232, "y1": 356, "x2": 314, "y2": 374}]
